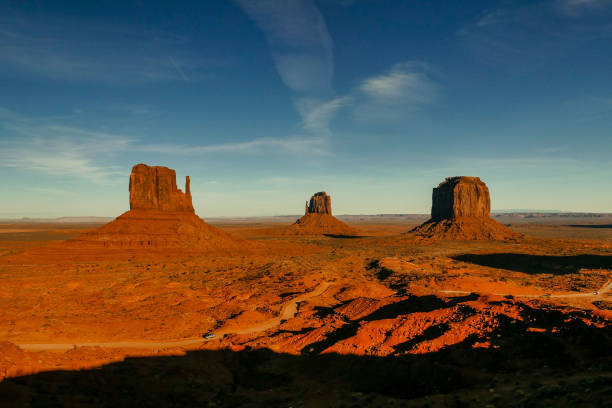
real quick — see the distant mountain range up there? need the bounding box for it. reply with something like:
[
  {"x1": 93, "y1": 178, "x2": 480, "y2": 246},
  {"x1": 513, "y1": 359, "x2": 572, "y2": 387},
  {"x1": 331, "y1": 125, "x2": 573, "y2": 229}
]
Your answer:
[
  {"x1": 2, "y1": 212, "x2": 612, "y2": 223},
  {"x1": 492, "y1": 209, "x2": 562, "y2": 213},
  {"x1": 0, "y1": 216, "x2": 114, "y2": 223}
]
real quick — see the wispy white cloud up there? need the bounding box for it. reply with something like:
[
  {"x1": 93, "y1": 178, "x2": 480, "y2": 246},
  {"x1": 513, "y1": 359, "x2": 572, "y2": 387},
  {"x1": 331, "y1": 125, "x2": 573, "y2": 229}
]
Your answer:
[
  {"x1": 140, "y1": 136, "x2": 333, "y2": 156},
  {"x1": 295, "y1": 96, "x2": 351, "y2": 136},
  {"x1": 235, "y1": 0, "x2": 344, "y2": 138},
  {"x1": 0, "y1": 107, "x2": 335, "y2": 183},
  {"x1": 411, "y1": 155, "x2": 590, "y2": 179},
  {"x1": 0, "y1": 15, "x2": 217, "y2": 83},
  {"x1": 109, "y1": 104, "x2": 157, "y2": 116},
  {"x1": 474, "y1": 10, "x2": 510, "y2": 28},
  {"x1": 460, "y1": 2, "x2": 612, "y2": 70},
  {"x1": 234, "y1": 0, "x2": 333, "y2": 93},
  {"x1": 0, "y1": 112, "x2": 132, "y2": 183},
  {"x1": 558, "y1": 0, "x2": 612, "y2": 15},
  {"x1": 25, "y1": 186, "x2": 78, "y2": 196},
  {"x1": 359, "y1": 62, "x2": 437, "y2": 103},
  {"x1": 353, "y1": 61, "x2": 438, "y2": 122},
  {"x1": 0, "y1": 138, "x2": 128, "y2": 184}
]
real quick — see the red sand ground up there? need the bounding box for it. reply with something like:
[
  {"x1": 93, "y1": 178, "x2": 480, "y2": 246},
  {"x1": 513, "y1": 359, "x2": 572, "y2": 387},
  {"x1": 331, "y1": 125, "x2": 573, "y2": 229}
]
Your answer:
[
  {"x1": 257, "y1": 213, "x2": 361, "y2": 236},
  {"x1": 71, "y1": 209, "x2": 245, "y2": 249},
  {"x1": 0, "y1": 217, "x2": 610, "y2": 407},
  {"x1": 409, "y1": 216, "x2": 523, "y2": 241}
]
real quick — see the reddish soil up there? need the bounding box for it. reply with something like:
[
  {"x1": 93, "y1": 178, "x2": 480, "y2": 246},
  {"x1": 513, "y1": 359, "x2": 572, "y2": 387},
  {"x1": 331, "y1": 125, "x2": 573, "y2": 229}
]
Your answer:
[
  {"x1": 0, "y1": 218, "x2": 610, "y2": 407},
  {"x1": 409, "y1": 216, "x2": 523, "y2": 241},
  {"x1": 71, "y1": 210, "x2": 245, "y2": 249},
  {"x1": 289, "y1": 213, "x2": 360, "y2": 236}
]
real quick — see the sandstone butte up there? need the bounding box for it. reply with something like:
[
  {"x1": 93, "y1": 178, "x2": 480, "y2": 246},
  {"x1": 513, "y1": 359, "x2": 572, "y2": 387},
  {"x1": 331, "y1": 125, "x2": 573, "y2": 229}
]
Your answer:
[
  {"x1": 70, "y1": 164, "x2": 242, "y2": 249},
  {"x1": 290, "y1": 192, "x2": 359, "y2": 236},
  {"x1": 410, "y1": 176, "x2": 522, "y2": 241}
]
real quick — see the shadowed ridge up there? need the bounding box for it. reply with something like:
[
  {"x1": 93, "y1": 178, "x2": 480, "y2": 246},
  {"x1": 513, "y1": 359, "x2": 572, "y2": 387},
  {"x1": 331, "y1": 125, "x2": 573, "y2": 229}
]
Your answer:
[
  {"x1": 452, "y1": 253, "x2": 612, "y2": 275},
  {"x1": 1, "y1": 311, "x2": 609, "y2": 407}
]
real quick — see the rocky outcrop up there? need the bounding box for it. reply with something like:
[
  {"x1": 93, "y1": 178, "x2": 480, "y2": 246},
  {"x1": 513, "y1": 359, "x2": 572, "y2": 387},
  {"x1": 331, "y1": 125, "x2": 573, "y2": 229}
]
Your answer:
[
  {"x1": 129, "y1": 164, "x2": 193, "y2": 212},
  {"x1": 70, "y1": 164, "x2": 243, "y2": 250},
  {"x1": 410, "y1": 177, "x2": 521, "y2": 241},
  {"x1": 290, "y1": 192, "x2": 358, "y2": 236},
  {"x1": 432, "y1": 177, "x2": 490, "y2": 220},
  {"x1": 305, "y1": 192, "x2": 332, "y2": 215}
]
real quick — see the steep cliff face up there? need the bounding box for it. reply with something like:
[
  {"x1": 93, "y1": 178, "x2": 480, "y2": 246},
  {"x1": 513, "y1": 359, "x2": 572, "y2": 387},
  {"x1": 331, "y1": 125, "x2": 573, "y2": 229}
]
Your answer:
[
  {"x1": 129, "y1": 164, "x2": 193, "y2": 213},
  {"x1": 431, "y1": 177, "x2": 490, "y2": 220},
  {"x1": 306, "y1": 192, "x2": 332, "y2": 215},
  {"x1": 410, "y1": 176, "x2": 521, "y2": 241},
  {"x1": 70, "y1": 164, "x2": 242, "y2": 249}
]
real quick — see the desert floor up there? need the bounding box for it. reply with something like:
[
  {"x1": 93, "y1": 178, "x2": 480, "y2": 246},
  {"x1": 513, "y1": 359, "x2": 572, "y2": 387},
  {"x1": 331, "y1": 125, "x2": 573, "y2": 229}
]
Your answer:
[{"x1": 0, "y1": 215, "x2": 610, "y2": 407}]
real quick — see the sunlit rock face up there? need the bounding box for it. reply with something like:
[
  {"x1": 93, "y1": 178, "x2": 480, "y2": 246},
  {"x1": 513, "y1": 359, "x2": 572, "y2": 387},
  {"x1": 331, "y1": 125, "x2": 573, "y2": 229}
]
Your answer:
[
  {"x1": 431, "y1": 176, "x2": 490, "y2": 221},
  {"x1": 305, "y1": 192, "x2": 332, "y2": 215},
  {"x1": 291, "y1": 191, "x2": 358, "y2": 236},
  {"x1": 69, "y1": 163, "x2": 243, "y2": 249},
  {"x1": 409, "y1": 176, "x2": 521, "y2": 241},
  {"x1": 129, "y1": 164, "x2": 194, "y2": 213}
]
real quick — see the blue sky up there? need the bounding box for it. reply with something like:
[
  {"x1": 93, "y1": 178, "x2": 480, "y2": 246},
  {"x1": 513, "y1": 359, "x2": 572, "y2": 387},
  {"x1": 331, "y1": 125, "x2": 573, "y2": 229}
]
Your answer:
[{"x1": 1, "y1": 0, "x2": 611, "y2": 217}]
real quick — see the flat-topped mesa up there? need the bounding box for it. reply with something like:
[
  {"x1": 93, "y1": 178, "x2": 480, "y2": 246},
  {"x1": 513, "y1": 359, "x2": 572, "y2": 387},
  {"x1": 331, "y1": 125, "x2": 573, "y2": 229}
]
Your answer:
[
  {"x1": 306, "y1": 191, "x2": 332, "y2": 215},
  {"x1": 409, "y1": 176, "x2": 521, "y2": 241},
  {"x1": 431, "y1": 176, "x2": 490, "y2": 221},
  {"x1": 129, "y1": 164, "x2": 194, "y2": 212}
]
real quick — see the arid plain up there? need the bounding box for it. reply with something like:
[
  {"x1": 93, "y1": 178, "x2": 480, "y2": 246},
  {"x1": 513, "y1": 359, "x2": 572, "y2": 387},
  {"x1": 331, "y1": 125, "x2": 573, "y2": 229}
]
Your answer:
[{"x1": 0, "y1": 169, "x2": 610, "y2": 407}]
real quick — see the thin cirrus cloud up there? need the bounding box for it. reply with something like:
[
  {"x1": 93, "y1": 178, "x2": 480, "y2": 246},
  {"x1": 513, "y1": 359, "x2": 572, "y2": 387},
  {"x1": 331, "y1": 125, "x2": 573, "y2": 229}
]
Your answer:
[
  {"x1": 139, "y1": 136, "x2": 333, "y2": 156},
  {"x1": 0, "y1": 134, "x2": 129, "y2": 184},
  {"x1": 235, "y1": 1, "x2": 439, "y2": 132},
  {"x1": 0, "y1": 15, "x2": 214, "y2": 83},
  {"x1": 460, "y1": 1, "x2": 612, "y2": 70},
  {"x1": 0, "y1": 111, "x2": 132, "y2": 183},
  {"x1": 234, "y1": 0, "x2": 342, "y2": 137},
  {"x1": 359, "y1": 62, "x2": 437, "y2": 103},
  {"x1": 0, "y1": 132, "x2": 333, "y2": 183},
  {"x1": 558, "y1": 0, "x2": 612, "y2": 15},
  {"x1": 295, "y1": 96, "x2": 351, "y2": 136},
  {"x1": 353, "y1": 61, "x2": 438, "y2": 122},
  {"x1": 0, "y1": 108, "x2": 334, "y2": 183},
  {"x1": 234, "y1": 0, "x2": 333, "y2": 93}
]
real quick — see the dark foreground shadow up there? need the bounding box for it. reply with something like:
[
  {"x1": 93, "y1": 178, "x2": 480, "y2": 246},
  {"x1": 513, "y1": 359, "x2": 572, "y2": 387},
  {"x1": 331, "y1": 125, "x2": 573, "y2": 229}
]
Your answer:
[
  {"x1": 452, "y1": 253, "x2": 612, "y2": 275},
  {"x1": 568, "y1": 224, "x2": 612, "y2": 229},
  {"x1": 1, "y1": 301, "x2": 610, "y2": 407}
]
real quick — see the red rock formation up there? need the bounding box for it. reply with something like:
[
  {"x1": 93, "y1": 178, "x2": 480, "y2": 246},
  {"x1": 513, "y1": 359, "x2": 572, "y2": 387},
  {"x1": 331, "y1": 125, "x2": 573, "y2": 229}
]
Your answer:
[
  {"x1": 306, "y1": 192, "x2": 332, "y2": 215},
  {"x1": 290, "y1": 192, "x2": 358, "y2": 236},
  {"x1": 70, "y1": 164, "x2": 243, "y2": 250},
  {"x1": 410, "y1": 177, "x2": 521, "y2": 241},
  {"x1": 129, "y1": 164, "x2": 193, "y2": 212},
  {"x1": 431, "y1": 177, "x2": 490, "y2": 220}
]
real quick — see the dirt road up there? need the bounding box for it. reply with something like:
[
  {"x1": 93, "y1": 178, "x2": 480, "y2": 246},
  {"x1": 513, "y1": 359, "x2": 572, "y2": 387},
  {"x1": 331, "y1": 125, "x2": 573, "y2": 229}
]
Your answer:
[
  {"x1": 440, "y1": 278, "x2": 612, "y2": 300},
  {"x1": 17, "y1": 282, "x2": 331, "y2": 352}
]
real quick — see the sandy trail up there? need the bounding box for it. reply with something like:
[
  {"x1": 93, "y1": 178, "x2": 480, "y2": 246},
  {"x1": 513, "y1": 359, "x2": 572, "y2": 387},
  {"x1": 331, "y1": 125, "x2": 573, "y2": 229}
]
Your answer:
[
  {"x1": 439, "y1": 278, "x2": 612, "y2": 300},
  {"x1": 17, "y1": 282, "x2": 331, "y2": 352}
]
